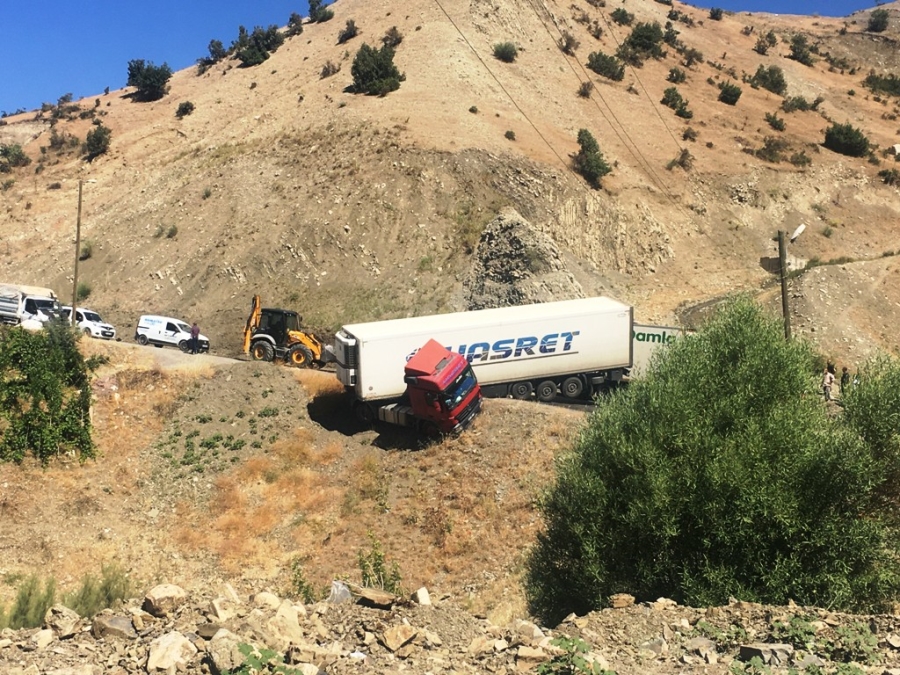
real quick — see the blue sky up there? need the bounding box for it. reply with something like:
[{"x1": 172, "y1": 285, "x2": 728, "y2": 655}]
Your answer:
[{"x1": 0, "y1": 0, "x2": 884, "y2": 115}]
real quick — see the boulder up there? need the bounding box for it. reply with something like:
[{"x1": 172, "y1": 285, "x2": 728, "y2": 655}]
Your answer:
[
  {"x1": 91, "y1": 614, "x2": 137, "y2": 640},
  {"x1": 147, "y1": 631, "x2": 198, "y2": 673},
  {"x1": 381, "y1": 624, "x2": 417, "y2": 652},
  {"x1": 143, "y1": 584, "x2": 187, "y2": 618},
  {"x1": 207, "y1": 629, "x2": 245, "y2": 675},
  {"x1": 43, "y1": 605, "x2": 81, "y2": 639}
]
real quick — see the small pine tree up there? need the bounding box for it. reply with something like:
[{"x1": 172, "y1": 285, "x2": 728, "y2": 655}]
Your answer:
[
  {"x1": 788, "y1": 34, "x2": 814, "y2": 66},
  {"x1": 586, "y1": 51, "x2": 625, "y2": 81},
  {"x1": 126, "y1": 60, "x2": 173, "y2": 101},
  {"x1": 751, "y1": 64, "x2": 788, "y2": 96},
  {"x1": 350, "y1": 43, "x2": 403, "y2": 96},
  {"x1": 84, "y1": 124, "x2": 111, "y2": 160},
  {"x1": 709, "y1": 7, "x2": 724, "y2": 20},
  {"x1": 287, "y1": 12, "x2": 304, "y2": 37},
  {"x1": 573, "y1": 128, "x2": 612, "y2": 188},
  {"x1": 823, "y1": 122, "x2": 870, "y2": 157},
  {"x1": 611, "y1": 8, "x2": 634, "y2": 25},
  {"x1": 175, "y1": 101, "x2": 195, "y2": 118},
  {"x1": 338, "y1": 19, "x2": 359, "y2": 45},
  {"x1": 718, "y1": 81, "x2": 742, "y2": 105},
  {"x1": 867, "y1": 8, "x2": 889, "y2": 33}
]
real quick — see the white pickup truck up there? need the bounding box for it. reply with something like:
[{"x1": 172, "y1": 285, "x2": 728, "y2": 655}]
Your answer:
[{"x1": 0, "y1": 284, "x2": 60, "y2": 325}]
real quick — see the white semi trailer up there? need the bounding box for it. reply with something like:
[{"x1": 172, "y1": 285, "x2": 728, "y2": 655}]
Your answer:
[
  {"x1": 333, "y1": 297, "x2": 633, "y2": 404},
  {"x1": 0, "y1": 284, "x2": 60, "y2": 326},
  {"x1": 631, "y1": 323, "x2": 684, "y2": 377}
]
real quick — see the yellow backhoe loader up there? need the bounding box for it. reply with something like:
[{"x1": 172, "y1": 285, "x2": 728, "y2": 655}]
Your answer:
[{"x1": 242, "y1": 295, "x2": 326, "y2": 367}]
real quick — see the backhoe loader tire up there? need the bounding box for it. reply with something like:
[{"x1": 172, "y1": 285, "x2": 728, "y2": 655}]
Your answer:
[
  {"x1": 288, "y1": 345, "x2": 314, "y2": 368},
  {"x1": 251, "y1": 341, "x2": 275, "y2": 362}
]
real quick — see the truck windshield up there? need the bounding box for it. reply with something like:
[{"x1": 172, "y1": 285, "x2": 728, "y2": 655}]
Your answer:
[
  {"x1": 33, "y1": 299, "x2": 59, "y2": 314},
  {"x1": 442, "y1": 365, "x2": 478, "y2": 409}
]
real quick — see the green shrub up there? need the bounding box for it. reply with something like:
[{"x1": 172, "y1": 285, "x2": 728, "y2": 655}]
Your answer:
[
  {"x1": 84, "y1": 124, "x2": 111, "y2": 160},
  {"x1": 823, "y1": 122, "x2": 870, "y2": 157},
  {"x1": 867, "y1": 8, "x2": 889, "y2": 33},
  {"x1": 661, "y1": 86, "x2": 692, "y2": 118},
  {"x1": 505, "y1": 130, "x2": 516, "y2": 141},
  {"x1": 617, "y1": 21, "x2": 665, "y2": 65},
  {"x1": 288, "y1": 558, "x2": 319, "y2": 604},
  {"x1": 126, "y1": 59, "x2": 173, "y2": 101},
  {"x1": 537, "y1": 637, "x2": 612, "y2": 675},
  {"x1": 667, "y1": 67, "x2": 686, "y2": 83},
  {"x1": 351, "y1": 43, "x2": 403, "y2": 95},
  {"x1": 493, "y1": 42, "x2": 518, "y2": 63},
  {"x1": 577, "y1": 81, "x2": 594, "y2": 98},
  {"x1": 756, "y1": 136, "x2": 789, "y2": 162},
  {"x1": 879, "y1": 168, "x2": 900, "y2": 185},
  {"x1": 76, "y1": 282, "x2": 91, "y2": 301},
  {"x1": 166, "y1": 224, "x2": 178, "y2": 239},
  {"x1": 175, "y1": 101, "x2": 195, "y2": 118},
  {"x1": 63, "y1": 564, "x2": 132, "y2": 618},
  {"x1": 683, "y1": 127, "x2": 698, "y2": 141},
  {"x1": 782, "y1": 95, "x2": 822, "y2": 113},
  {"x1": 751, "y1": 64, "x2": 787, "y2": 96},
  {"x1": 765, "y1": 112, "x2": 785, "y2": 131},
  {"x1": 586, "y1": 51, "x2": 624, "y2": 81},
  {"x1": 358, "y1": 532, "x2": 403, "y2": 594},
  {"x1": 863, "y1": 73, "x2": 900, "y2": 97},
  {"x1": 524, "y1": 298, "x2": 900, "y2": 624},
  {"x1": 320, "y1": 61, "x2": 341, "y2": 78},
  {"x1": 753, "y1": 37, "x2": 769, "y2": 55},
  {"x1": 573, "y1": 128, "x2": 611, "y2": 188},
  {"x1": 718, "y1": 81, "x2": 742, "y2": 105},
  {"x1": 286, "y1": 13, "x2": 304, "y2": 37},
  {"x1": 709, "y1": 7, "x2": 724, "y2": 20},
  {"x1": 338, "y1": 19, "x2": 359, "y2": 44},
  {"x1": 78, "y1": 240, "x2": 93, "y2": 261},
  {"x1": 789, "y1": 151, "x2": 811, "y2": 167},
  {"x1": 611, "y1": 8, "x2": 634, "y2": 25},
  {"x1": 7, "y1": 576, "x2": 55, "y2": 629},
  {"x1": 0, "y1": 143, "x2": 31, "y2": 172},
  {"x1": 235, "y1": 25, "x2": 284, "y2": 66},
  {"x1": 558, "y1": 31, "x2": 579, "y2": 55},
  {"x1": 788, "y1": 34, "x2": 814, "y2": 66}
]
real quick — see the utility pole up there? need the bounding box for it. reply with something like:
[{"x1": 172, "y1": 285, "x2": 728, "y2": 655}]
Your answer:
[
  {"x1": 71, "y1": 179, "x2": 83, "y2": 325},
  {"x1": 778, "y1": 229, "x2": 791, "y2": 340}
]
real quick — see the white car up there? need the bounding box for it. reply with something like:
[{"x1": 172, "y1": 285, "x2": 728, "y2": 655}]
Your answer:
[{"x1": 61, "y1": 306, "x2": 117, "y2": 340}]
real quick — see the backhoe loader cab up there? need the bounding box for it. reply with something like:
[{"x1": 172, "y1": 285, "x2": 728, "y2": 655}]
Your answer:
[{"x1": 243, "y1": 296, "x2": 324, "y2": 368}]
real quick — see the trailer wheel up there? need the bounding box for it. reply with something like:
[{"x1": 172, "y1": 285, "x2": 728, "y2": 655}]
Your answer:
[
  {"x1": 137, "y1": 334, "x2": 149, "y2": 346},
  {"x1": 536, "y1": 380, "x2": 557, "y2": 402},
  {"x1": 562, "y1": 376, "x2": 584, "y2": 399},
  {"x1": 510, "y1": 381, "x2": 533, "y2": 400},
  {"x1": 288, "y1": 345, "x2": 313, "y2": 368},
  {"x1": 251, "y1": 341, "x2": 275, "y2": 362}
]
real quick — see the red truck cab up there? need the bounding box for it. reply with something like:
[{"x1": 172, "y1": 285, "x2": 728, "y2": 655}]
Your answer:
[{"x1": 403, "y1": 339, "x2": 482, "y2": 435}]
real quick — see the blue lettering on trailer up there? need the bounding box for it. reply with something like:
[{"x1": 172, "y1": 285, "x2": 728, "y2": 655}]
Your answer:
[{"x1": 409, "y1": 330, "x2": 583, "y2": 364}]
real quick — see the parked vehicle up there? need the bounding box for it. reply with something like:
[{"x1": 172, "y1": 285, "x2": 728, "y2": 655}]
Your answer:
[
  {"x1": 0, "y1": 284, "x2": 60, "y2": 325},
  {"x1": 631, "y1": 323, "x2": 684, "y2": 377},
  {"x1": 60, "y1": 306, "x2": 117, "y2": 340},
  {"x1": 135, "y1": 315, "x2": 209, "y2": 352},
  {"x1": 242, "y1": 295, "x2": 326, "y2": 367},
  {"x1": 333, "y1": 336, "x2": 482, "y2": 434},
  {"x1": 332, "y1": 296, "x2": 633, "y2": 404}
]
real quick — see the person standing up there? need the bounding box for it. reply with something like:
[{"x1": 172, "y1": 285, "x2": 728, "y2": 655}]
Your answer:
[
  {"x1": 822, "y1": 364, "x2": 835, "y2": 402},
  {"x1": 840, "y1": 366, "x2": 850, "y2": 397},
  {"x1": 190, "y1": 322, "x2": 200, "y2": 355}
]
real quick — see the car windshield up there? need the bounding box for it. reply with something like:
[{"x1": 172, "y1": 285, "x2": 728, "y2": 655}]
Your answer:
[
  {"x1": 442, "y1": 365, "x2": 478, "y2": 409},
  {"x1": 84, "y1": 311, "x2": 102, "y2": 323},
  {"x1": 176, "y1": 322, "x2": 191, "y2": 333}
]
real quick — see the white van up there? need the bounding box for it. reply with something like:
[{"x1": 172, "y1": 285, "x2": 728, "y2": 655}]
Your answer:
[
  {"x1": 61, "y1": 306, "x2": 117, "y2": 340},
  {"x1": 135, "y1": 315, "x2": 209, "y2": 352}
]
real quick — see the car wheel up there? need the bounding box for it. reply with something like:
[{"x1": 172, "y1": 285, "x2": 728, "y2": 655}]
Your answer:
[
  {"x1": 510, "y1": 381, "x2": 533, "y2": 400},
  {"x1": 178, "y1": 340, "x2": 190, "y2": 353},
  {"x1": 83, "y1": 328, "x2": 93, "y2": 337},
  {"x1": 536, "y1": 380, "x2": 557, "y2": 402},
  {"x1": 137, "y1": 334, "x2": 149, "y2": 346}
]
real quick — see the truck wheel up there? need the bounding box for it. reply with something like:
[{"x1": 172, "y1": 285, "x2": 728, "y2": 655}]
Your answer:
[
  {"x1": 420, "y1": 421, "x2": 441, "y2": 438},
  {"x1": 510, "y1": 381, "x2": 533, "y2": 400},
  {"x1": 353, "y1": 401, "x2": 375, "y2": 426},
  {"x1": 536, "y1": 380, "x2": 557, "y2": 402},
  {"x1": 288, "y1": 345, "x2": 313, "y2": 368},
  {"x1": 137, "y1": 334, "x2": 149, "y2": 346},
  {"x1": 251, "y1": 341, "x2": 274, "y2": 362},
  {"x1": 562, "y1": 376, "x2": 584, "y2": 399}
]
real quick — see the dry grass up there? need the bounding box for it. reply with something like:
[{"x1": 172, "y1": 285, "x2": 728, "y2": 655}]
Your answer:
[{"x1": 293, "y1": 369, "x2": 345, "y2": 397}]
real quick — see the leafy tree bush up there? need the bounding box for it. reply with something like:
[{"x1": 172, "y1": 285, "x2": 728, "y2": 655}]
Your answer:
[
  {"x1": 782, "y1": 95, "x2": 822, "y2": 113},
  {"x1": 765, "y1": 111, "x2": 785, "y2": 131},
  {"x1": 0, "y1": 143, "x2": 30, "y2": 172},
  {"x1": 525, "y1": 298, "x2": 900, "y2": 625},
  {"x1": 756, "y1": 136, "x2": 790, "y2": 162},
  {"x1": 63, "y1": 564, "x2": 132, "y2": 618},
  {"x1": 236, "y1": 25, "x2": 284, "y2": 66},
  {"x1": 308, "y1": 0, "x2": 334, "y2": 23},
  {"x1": 84, "y1": 124, "x2": 112, "y2": 160},
  {"x1": 751, "y1": 64, "x2": 787, "y2": 96},
  {"x1": 358, "y1": 532, "x2": 403, "y2": 593},
  {"x1": 661, "y1": 86, "x2": 692, "y2": 118},
  {"x1": 126, "y1": 59, "x2": 172, "y2": 101},
  {"x1": 823, "y1": 122, "x2": 870, "y2": 157},
  {"x1": 573, "y1": 128, "x2": 611, "y2": 188},
  {"x1": 617, "y1": 22, "x2": 664, "y2": 66},
  {"x1": 753, "y1": 36, "x2": 769, "y2": 55},
  {"x1": 718, "y1": 81, "x2": 742, "y2": 105},
  {"x1": 867, "y1": 8, "x2": 889, "y2": 33},
  {"x1": 667, "y1": 67, "x2": 686, "y2": 83},
  {"x1": 493, "y1": 42, "x2": 518, "y2": 63},
  {"x1": 788, "y1": 34, "x2": 814, "y2": 66},
  {"x1": 586, "y1": 51, "x2": 624, "y2": 81},
  {"x1": 611, "y1": 8, "x2": 634, "y2": 25},
  {"x1": 578, "y1": 81, "x2": 594, "y2": 98},
  {"x1": 320, "y1": 61, "x2": 341, "y2": 79},
  {"x1": 286, "y1": 12, "x2": 304, "y2": 37},
  {"x1": 350, "y1": 43, "x2": 403, "y2": 96},
  {"x1": 338, "y1": 19, "x2": 359, "y2": 45},
  {"x1": 709, "y1": 7, "x2": 724, "y2": 20},
  {"x1": 6, "y1": 576, "x2": 55, "y2": 629},
  {"x1": 175, "y1": 101, "x2": 195, "y2": 118},
  {"x1": 879, "y1": 168, "x2": 900, "y2": 186},
  {"x1": 558, "y1": 31, "x2": 580, "y2": 55},
  {"x1": 0, "y1": 321, "x2": 96, "y2": 463},
  {"x1": 681, "y1": 46, "x2": 704, "y2": 68}
]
